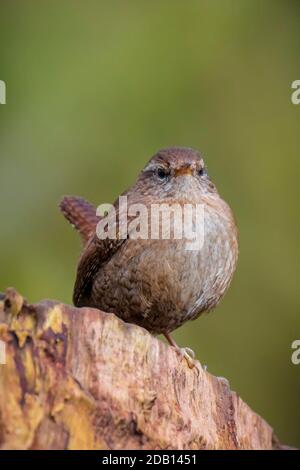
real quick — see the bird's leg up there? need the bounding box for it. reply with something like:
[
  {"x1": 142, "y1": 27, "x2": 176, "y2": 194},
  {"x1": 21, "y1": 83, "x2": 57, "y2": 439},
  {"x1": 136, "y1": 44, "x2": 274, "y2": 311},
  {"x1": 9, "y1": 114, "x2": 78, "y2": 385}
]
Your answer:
[{"x1": 164, "y1": 333, "x2": 196, "y2": 369}]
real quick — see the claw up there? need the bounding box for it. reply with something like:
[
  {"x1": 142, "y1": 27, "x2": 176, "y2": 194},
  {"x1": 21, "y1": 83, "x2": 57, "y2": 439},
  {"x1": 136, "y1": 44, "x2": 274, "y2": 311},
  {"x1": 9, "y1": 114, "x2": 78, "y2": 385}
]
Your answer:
[
  {"x1": 182, "y1": 347, "x2": 195, "y2": 359},
  {"x1": 181, "y1": 348, "x2": 196, "y2": 369},
  {"x1": 163, "y1": 333, "x2": 201, "y2": 372}
]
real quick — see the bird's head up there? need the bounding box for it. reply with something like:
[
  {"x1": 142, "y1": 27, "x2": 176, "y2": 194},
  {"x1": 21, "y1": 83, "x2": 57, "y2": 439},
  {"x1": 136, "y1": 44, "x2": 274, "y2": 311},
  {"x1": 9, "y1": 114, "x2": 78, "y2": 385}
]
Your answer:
[{"x1": 135, "y1": 147, "x2": 216, "y2": 200}]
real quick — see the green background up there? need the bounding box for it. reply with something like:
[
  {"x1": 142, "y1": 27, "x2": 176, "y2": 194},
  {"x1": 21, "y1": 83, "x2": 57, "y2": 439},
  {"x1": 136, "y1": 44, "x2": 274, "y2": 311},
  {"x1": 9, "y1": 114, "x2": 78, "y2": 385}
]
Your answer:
[{"x1": 0, "y1": 0, "x2": 299, "y2": 447}]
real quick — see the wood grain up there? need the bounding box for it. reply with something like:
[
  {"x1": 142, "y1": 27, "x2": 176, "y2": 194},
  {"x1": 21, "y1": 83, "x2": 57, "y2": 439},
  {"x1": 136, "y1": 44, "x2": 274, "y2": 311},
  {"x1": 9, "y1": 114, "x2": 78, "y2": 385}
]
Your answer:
[{"x1": 0, "y1": 288, "x2": 283, "y2": 450}]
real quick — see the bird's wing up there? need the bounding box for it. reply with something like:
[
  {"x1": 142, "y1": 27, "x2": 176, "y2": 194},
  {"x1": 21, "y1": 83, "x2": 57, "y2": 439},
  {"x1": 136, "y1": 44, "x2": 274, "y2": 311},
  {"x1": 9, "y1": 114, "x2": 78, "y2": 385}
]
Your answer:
[
  {"x1": 62, "y1": 191, "x2": 140, "y2": 307},
  {"x1": 72, "y1": 192, "x2": 132, "y2": 306},
  {"x1": 73, "y1": 232, "x2": 126, "y2": 306}
]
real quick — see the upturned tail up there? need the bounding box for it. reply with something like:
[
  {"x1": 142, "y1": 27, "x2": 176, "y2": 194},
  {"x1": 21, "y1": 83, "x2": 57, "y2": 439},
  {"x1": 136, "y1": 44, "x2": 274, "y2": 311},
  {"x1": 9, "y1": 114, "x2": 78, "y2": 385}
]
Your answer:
[{"x1": 59, "y1": 195, "x2": 98, "y2": 243}]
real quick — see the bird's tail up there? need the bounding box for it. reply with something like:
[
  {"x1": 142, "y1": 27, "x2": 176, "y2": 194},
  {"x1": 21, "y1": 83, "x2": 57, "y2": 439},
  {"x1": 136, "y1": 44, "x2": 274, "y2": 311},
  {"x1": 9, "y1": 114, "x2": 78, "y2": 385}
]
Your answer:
[{"x1": 59, "y1": 195, "x2": 98, "y2": 243}]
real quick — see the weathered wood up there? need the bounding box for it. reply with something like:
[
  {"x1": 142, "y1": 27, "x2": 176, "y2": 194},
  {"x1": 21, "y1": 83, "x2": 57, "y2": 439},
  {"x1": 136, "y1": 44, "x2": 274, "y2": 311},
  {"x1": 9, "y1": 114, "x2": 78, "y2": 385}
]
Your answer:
[{"x1": 0, "y1": 287, "x2": 283, "y2": 450}]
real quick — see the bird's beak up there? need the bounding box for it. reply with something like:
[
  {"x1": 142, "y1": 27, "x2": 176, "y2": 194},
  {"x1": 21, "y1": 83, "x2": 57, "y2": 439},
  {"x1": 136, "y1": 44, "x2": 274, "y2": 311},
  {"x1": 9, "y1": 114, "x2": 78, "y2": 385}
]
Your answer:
[{"x1": 174, "y1": 167, "x2": 193, "y2": 177}]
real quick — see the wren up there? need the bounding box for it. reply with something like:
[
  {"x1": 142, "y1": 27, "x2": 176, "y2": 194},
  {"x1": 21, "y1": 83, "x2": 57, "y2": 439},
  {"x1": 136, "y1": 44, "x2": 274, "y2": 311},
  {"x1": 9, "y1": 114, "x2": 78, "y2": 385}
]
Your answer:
[{"x1": 60, "y1": 147, "x2": 238, "y2": 367}]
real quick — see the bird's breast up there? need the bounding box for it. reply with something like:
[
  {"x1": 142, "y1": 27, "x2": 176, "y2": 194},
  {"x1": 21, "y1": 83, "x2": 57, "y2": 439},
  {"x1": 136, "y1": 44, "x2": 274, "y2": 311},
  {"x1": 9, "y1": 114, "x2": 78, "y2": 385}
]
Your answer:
[{"x1": 91, "y1": 195, "x2": 238, "y2": 333}]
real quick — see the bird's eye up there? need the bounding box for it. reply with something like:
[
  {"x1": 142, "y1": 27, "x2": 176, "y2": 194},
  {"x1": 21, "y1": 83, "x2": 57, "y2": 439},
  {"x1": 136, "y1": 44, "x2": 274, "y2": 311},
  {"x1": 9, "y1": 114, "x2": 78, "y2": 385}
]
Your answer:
[
  {"x1": 198, "y1": 167, "x2": 207, "y2": 177},
  {"x1": 157, "y1": 168, "x2": 169, "y2": 180}
]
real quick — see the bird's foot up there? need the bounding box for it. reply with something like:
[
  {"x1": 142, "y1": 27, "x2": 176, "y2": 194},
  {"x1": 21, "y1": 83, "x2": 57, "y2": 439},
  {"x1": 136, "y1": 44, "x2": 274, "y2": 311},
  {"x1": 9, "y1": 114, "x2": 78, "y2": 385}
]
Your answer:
[
  {"x1": 164, "y1": 333, "x2": 201, "y2": 370},
  {"x1": 178, "y1": 346, "x2": 196, "y2": 369}
]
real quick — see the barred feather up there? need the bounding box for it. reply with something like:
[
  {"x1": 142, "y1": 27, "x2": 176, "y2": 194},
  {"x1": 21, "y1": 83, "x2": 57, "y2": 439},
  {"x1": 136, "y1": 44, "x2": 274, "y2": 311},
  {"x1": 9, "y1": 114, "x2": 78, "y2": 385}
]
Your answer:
[{"x1": 59, "y1": 196, "x2": 98, "y2": 243}]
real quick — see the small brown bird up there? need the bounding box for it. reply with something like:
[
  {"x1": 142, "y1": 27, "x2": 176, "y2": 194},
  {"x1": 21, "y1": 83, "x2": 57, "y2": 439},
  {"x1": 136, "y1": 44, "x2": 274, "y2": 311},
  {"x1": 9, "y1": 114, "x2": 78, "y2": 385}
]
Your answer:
[{"x1": 60, "y1": 147, "x2": 238, "y2": 367}]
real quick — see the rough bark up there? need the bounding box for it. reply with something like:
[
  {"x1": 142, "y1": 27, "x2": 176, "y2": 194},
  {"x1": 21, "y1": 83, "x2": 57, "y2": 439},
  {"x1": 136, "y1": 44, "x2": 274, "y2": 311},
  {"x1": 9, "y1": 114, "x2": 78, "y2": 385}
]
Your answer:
[{"x1": 0, "y1": 287, "x2": 284, "y2": 450}]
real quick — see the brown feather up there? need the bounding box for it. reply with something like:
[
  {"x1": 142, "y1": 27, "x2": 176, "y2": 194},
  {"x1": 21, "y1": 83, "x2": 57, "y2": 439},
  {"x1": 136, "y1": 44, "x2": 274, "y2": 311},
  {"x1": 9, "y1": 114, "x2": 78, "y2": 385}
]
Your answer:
[{"x1": 59, "y1": 196, "x2": 98, "y2": 243}]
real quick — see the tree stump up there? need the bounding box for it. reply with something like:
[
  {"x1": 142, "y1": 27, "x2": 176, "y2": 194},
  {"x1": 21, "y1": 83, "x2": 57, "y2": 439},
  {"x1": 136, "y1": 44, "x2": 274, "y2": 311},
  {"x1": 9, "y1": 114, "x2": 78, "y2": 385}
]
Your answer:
[{"x1": 0, "y1": 287, "x2": 284, "y2": 450}]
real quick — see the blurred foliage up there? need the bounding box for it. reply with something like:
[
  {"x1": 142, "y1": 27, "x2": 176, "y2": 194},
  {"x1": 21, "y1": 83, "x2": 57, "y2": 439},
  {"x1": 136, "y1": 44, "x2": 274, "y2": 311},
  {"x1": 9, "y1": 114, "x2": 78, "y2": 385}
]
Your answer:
[{"x1": 0, "y1": 0, "x2": 299, "y2": 447}]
